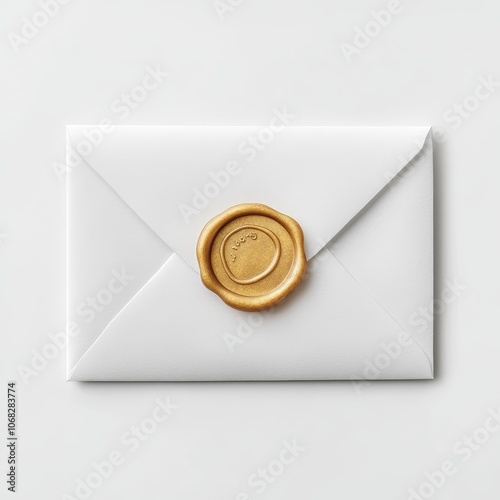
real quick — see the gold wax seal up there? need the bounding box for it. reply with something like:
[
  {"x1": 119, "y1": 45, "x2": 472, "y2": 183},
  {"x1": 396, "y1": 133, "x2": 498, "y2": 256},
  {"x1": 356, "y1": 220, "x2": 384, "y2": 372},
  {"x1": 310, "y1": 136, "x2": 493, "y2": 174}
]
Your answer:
[{"x1": 197, "y1": 204, "x2": 307, "y2": 311}]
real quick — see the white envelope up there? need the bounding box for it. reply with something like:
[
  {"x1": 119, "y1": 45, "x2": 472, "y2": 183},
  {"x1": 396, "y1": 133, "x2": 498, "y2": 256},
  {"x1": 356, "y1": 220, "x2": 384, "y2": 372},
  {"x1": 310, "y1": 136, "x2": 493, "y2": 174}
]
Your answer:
[{"x1": 66, "y1": 125, "x2": 433, "y2": 381}]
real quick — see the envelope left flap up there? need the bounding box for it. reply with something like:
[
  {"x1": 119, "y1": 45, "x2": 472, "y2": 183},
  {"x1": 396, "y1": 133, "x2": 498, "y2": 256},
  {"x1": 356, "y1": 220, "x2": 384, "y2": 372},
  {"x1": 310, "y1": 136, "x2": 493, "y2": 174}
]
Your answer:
[
  {"x1": 68, "y1": 126, "x2": 431, "y2": 272},
  {"x1": 66, "y1": 144, "x2": 172, "y2": 375}
]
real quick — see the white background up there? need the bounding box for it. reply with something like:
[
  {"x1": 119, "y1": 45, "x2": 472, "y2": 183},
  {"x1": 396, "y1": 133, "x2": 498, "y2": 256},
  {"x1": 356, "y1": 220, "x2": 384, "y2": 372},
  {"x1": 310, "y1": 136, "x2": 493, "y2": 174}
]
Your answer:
[{"x1": 1, "y1": 0, "x2": 499, "y2": 499}]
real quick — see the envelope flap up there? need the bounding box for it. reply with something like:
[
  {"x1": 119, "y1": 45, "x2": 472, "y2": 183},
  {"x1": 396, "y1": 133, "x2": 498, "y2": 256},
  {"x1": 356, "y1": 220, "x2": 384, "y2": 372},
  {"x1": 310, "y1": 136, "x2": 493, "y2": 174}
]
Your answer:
[{"x1": 68, "y1": 126, "x2": 431, "y2": 272}]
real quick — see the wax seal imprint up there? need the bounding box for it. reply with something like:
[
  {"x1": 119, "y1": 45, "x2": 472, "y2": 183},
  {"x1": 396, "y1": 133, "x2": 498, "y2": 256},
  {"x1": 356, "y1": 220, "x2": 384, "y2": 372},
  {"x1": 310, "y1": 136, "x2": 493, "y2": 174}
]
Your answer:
[{"x1": 196, "y1": 204, "x2": 307, "y2": 311}]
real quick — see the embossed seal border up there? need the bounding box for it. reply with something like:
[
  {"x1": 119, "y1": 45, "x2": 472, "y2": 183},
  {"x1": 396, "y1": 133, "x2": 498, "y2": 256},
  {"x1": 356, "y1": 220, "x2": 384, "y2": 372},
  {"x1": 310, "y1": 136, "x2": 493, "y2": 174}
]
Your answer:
[{"x1": 196, "y1": 203, "x2": 307, "y2": 312}]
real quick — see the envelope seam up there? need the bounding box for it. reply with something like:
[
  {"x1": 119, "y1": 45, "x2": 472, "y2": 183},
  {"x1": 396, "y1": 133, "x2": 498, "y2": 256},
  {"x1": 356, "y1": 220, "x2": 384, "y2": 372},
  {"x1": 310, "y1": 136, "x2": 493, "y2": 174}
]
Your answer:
[
  {"x1": 66, "y1": 128, "x2": 173, "y2": 252},
  {"x1": 312, "y1": 128, "x2": 432, "y2": 259},
  {"x1": 67, "y1": 253, "x2": 177, "y2": 380},
  {"x1": 325, "y1": 248, "x2": 433, "y2": 377},
  {"x1": 66, "y1": 129, "x2": 177, "y2": 379}
]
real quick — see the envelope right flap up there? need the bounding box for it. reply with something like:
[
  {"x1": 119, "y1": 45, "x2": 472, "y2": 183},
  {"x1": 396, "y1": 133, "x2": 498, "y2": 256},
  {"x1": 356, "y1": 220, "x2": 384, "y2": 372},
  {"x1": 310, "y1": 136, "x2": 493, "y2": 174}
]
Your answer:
[{"x1": 326, "y1": 132, "x2": 434, "y2": 370}]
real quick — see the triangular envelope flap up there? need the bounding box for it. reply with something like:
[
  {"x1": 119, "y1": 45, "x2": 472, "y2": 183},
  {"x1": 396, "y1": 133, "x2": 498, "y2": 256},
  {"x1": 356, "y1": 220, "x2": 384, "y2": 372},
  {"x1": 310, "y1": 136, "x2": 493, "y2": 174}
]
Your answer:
[
  {"x1": 69, "y1": 126, "x2": 431, "y2": 271},
  {"x1": 69, "y1": 252, "x2": 433, "y2": 381}
]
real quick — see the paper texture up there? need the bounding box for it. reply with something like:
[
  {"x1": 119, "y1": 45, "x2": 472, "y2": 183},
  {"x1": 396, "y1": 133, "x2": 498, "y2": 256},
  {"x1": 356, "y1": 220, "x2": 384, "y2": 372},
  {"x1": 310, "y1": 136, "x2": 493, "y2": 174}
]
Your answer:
[{"x1": 66, "y1": 126, "x2": 433, "y2": 381}]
